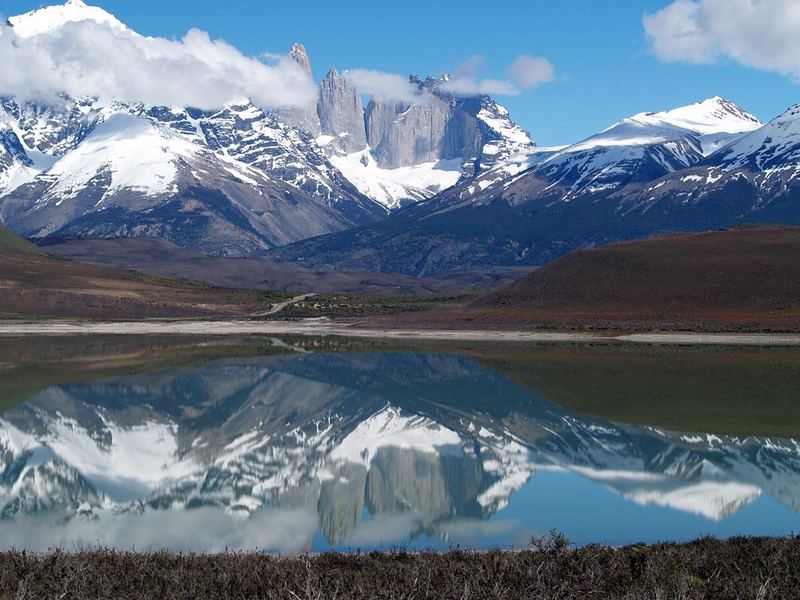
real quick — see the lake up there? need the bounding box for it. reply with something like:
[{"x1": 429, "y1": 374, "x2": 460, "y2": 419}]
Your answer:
[{"x1": 1, "y1": 338, "x2": 799, "y2": 552}]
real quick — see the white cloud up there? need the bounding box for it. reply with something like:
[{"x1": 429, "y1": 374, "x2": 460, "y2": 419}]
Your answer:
[
  {"x1": 508, "y1": 55, "x2": 557, "y2": 89},
  {"x1": 343, "y1": 53, "x2": 555, "y2": 103},
  {"x1": 439, "y1": 54, "x2": 555, "y2": 97},
  {"x1": 454, "y1": 55, "x2": 487, "y2": 80},
  {"x1": 439, "y1": 76, "x2": 520, "y2": 97},
  {"x1": 0, "y1": 2, "x2": 555, "y2": 109},
  {"x1": 0, "y1": 18, "x2": 317, "y2": 110},
  {"x1": 343, "y1": 69, "x2": 420, "y2": 103},
  {"x1": 644, "y1": 0, "x2": 800, "y2": 81}
]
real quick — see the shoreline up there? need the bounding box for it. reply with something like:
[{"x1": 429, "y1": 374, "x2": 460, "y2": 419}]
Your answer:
[{"x1": 2, "y1": 319, "x2": 800, "y2": 345}]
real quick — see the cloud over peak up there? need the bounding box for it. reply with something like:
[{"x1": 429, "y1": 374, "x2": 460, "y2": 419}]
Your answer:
[
  {"x1": 342, "y1": 70, "x2": 420, "y2": 103},
  {"x1": 438, "y1": 54, "x2": 555, "y2": 97},
  {"x1": 0, "y1": 2, "x2": 555, "y2": 112},
  {"x1": 343, "y1": 54, "x2": 555, "y2": 103},
  {"x1": 0, "y1": 2, "x2": 318, "y2": 110}
]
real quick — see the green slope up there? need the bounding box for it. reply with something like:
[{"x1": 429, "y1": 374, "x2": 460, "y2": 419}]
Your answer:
[{"x1": 0, "y1": 225, "x2": 48, "y2": 256}]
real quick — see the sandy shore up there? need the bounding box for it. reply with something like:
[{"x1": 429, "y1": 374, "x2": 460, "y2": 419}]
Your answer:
[{"x1": 0, "y1": 319, "x2": 799, "y2": 345}]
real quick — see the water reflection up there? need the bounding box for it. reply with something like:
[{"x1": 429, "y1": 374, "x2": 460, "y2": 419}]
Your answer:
[{"x1": 1, "y1": 352, "x2": 799, "y2": 551}]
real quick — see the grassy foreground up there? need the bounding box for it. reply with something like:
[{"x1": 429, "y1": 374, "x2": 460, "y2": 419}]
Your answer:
[{"x1": 1, "y1": 537, "x2": 798, "y2": 599}]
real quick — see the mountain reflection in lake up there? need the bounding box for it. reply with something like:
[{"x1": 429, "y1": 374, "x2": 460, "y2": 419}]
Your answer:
[{"x1": 1, "y1": 351, "x2": 799, "y2": 552}]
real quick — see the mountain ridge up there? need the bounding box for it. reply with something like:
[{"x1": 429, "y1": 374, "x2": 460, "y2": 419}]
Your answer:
[
  {"x1": 3, "y1": 1, "x2": 800, "y2": 276},
  {"x1": 0, "y1": 0, "x2": 535, "y2": 252},
  {"x1": 270, "y1": 97, "x2": 800, "y2": 276}
]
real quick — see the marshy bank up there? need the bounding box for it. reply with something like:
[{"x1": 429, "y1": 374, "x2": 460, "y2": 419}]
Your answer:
[{"x1": 1, "y1": 536, "x2": 798, "y2": 599}]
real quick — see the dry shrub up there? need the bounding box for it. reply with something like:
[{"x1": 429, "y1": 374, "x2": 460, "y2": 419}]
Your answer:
[{"x1": 1, "y1": 536, "x2": 799, "y2": 599}]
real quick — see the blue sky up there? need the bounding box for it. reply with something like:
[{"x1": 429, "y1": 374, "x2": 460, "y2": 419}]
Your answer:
[{"x1": 2, "y1": 0, "x2": 799, "y2": 146}]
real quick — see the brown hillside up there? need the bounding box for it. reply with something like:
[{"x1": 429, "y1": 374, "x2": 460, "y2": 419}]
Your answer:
[
  {"x1": 470, "y1": 227, "x2": 800, "y2": 329},
  {"x1": 0, "y1": 226, "x2": 284, "y2": 319}
]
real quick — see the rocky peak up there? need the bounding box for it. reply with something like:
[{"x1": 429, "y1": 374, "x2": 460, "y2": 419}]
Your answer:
[
  {"x1": 272, "y1": 43, "x2": 321, "y2": 134},
  {"x1": 289, "y1": 43, "x2": 312, "y2": 77},
  {"x1": 623, "y1": 97, "x2": 762, "y2": 139},
  {"x1": 317, "y1": 66, "x2": 367, "y2": 153},
  {"x1": 422, "y1": 75, "x2": 444, "y2": 91},
  {"x1": 702, "y1": 96, "x2": 762, "y2": 128}
]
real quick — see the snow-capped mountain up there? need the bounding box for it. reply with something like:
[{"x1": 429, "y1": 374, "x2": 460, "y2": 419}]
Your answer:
[
  {"x1": 715, "y1": 103, "x2": 800, "y2": 170},
  {"x1": 147, "y1": 102, "x2": 380, "y2": 223},
  {"x1": 0, "y1": 0, "x2": 536, "y2": 250},
  {"x1": 457, "y1": 96, "x2": 762, "y2": 206},
  {"x1": 0, "y1": 2, "x2": 388, "y2": 254},
  {"x1": 280, "y1": 46, "x2": 536, "y2": 209},
  {"x1": 2, "y1": 352, "x2": 799, "y2": 550},
  {"x1": 4, "y1": 0, "x2": 800, "y2": 270},
  {"x1": 0, "y1": 97, "x2": 385, "y2": 254},
  {"x1": 270, "y1": 96, "x2": 800, "y2": 276},
  {"x1": 611, "y1": 103, "x2": 800, "y2": 224},
  {"x1": 7, "y1": 0, "x2": 129, "y2": 37}
]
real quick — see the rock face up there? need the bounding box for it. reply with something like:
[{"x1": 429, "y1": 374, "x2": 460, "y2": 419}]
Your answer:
[
  {"x1": 364, "y1": 99, "x2": 409, "y2": 148},
  {"x1": 325, "y1": 75, "x2": 536, "y2": 208},
  {"x1": 335, "y1": 75, "x2": 532, "y2": 173},
  {"x1": 317, "y1": 67, "x2": 367, "y2": 153},
  {"x1": 365, "y1": 78, "x2": 481, "y2": 170},
  {"x1": 273, "y1": 44, "x2": 322, "y2": 135}
]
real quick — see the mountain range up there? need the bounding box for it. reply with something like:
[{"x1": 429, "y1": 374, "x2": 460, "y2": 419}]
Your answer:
[
  {"x1": 273, "y1": 97, "x2": 800, "y2": 275},
  {"x1": 1, "y1": 1, "x2": 800, "y2": 274},
  {"x1": 0, "y1": 1, "x2": 532, "y2": 257}
]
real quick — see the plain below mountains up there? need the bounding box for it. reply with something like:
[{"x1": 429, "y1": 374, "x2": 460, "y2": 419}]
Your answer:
[
  {"x1": 0, "y1": 225, "x2": 288, "y2": 319},
  {"x1": 3, "y1": 223, "x2": 800, "y2": 331},
  {"x1": 42, "y1": 236, "x2": 519, "y2": 295}
]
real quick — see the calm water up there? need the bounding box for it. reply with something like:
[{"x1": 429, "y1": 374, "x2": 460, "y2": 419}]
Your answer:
[{"x1": 1, "y1": 350, "x2": 799, "y2": 552}]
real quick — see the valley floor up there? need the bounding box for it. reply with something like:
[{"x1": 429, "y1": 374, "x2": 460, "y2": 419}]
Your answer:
[
  {"x1": 1, "y1": 536, "x2": 796, "y2": 599},
  {"x1": 2, "y1": 319, "x2": 800, "y2": 345}
]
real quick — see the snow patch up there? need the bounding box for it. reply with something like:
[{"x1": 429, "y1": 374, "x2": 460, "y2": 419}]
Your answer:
[
  {"x1": 329, "y1": 406, "x2": 462, "y2": 466},
  {"x1": 40, "y1": 112, "x2": 197, "y2": 203},
  {"x1": 9, "y1": 0, "x2": 130, "y2": 38},
  {"x1": 330, "y1": 150, "x2": 462, "y2": 209},
  {"x1": 627, "y1": 481, "x2": 762, "y2": 520}
]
